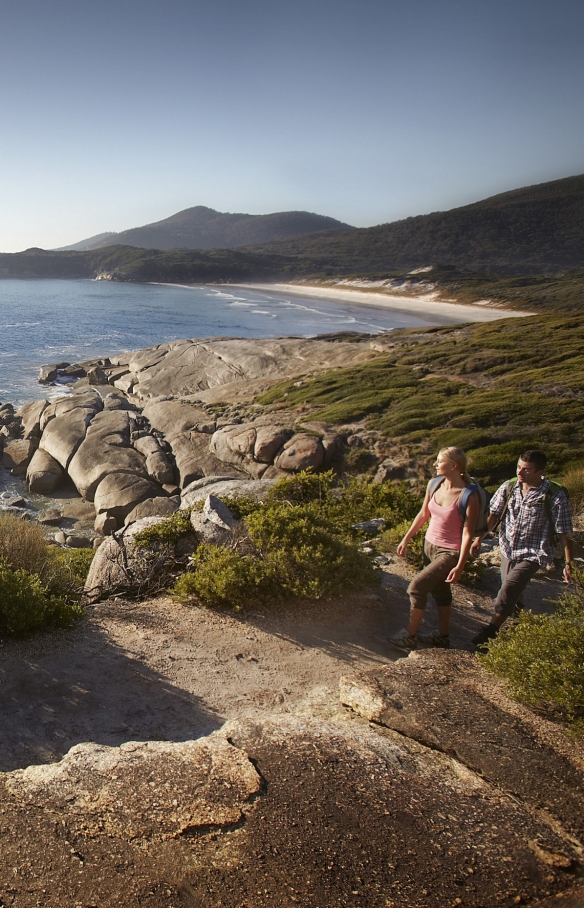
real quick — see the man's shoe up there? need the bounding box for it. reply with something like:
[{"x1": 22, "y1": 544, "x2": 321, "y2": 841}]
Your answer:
[
  {"x1": 471, "y1": 624, "x2": 499, "y2": 651},
  {"x1": 418, "y1": 633, "x2": 451, "y2": 649},
  {"x1": 389, "y1": 629, "x2": 417, "y2": 651}
]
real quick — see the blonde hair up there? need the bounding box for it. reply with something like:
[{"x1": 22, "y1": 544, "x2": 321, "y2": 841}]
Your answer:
[{"x1": 438, "y1": 446, "x2": 472, "y2": 484}]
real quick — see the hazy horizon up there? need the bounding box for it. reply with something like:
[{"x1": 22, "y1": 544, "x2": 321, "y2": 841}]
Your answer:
[{"x1": 1, "y1": 0, "x2": 583, "y2": 253}]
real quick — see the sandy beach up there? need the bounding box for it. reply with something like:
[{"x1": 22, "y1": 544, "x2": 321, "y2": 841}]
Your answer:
[{"x1": 229, "y1": 281, "x2": 532, "y2": 325}]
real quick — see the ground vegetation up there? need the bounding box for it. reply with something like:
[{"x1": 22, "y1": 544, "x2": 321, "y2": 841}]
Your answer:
[
  {"x1": 258, "y1": 312, "x2": 584, "y2": 488},
  {"x1": 172, "y1": 471, "x2": 420, "y2": 609},
  {"x1": 481, "y1": 570, "x2": 584, "y2": 732},
  {"x1": 0, "y1": 514, "x2": 91, "y2": 635}
]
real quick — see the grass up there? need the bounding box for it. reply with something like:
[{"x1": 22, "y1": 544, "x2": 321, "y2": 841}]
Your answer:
[{"x1": 257, "y1": 312, "x2": 584, "y2": 488}]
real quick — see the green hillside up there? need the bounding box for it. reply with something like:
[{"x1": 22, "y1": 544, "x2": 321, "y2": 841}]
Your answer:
[
  {"x1": 248, "y1": 173, "x2": 584, "y2": 275},
  {"x1": 258, "y1": 311, "x2": 584, "y2": 487}
]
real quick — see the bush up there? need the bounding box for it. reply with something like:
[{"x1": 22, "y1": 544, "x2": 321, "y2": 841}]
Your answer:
[
  {"x1": 561, "y1": 464, "x2": 584, "y2": 522},
  {"x1": 0, "y1": 557, "x2": 82, "y2": 635},
  {"x1": 173, "y1": 546, "x2": 271, "y2": 609},
  {"x1": 0, "y1": 515, "x2": 90, "y2": 635},
  {"x1": 480, "y1": 571, "x2": 584, "y2": 731},
  {"x1": 133, "y1": 508, "x2": 194, "y2": 547},
  {"x1": 45, "y1": 548, "x2": 95, "y2": 602},
  {"x1": 171, "y1": 471, "x2": 400, "y2": 609}
]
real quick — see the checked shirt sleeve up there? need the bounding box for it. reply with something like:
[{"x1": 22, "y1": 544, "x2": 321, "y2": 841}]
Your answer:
[
  {"x1": 489, "y1": 483, "x2": 508, "y2": 516},
  {"x1": 551, "y1": 491, "x2": 573, "y2": 535}
]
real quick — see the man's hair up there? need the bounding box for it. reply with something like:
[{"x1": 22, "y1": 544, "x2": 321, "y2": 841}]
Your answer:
[{"x1": 519, "y1": 449, "x2": 547, "y2": 471}]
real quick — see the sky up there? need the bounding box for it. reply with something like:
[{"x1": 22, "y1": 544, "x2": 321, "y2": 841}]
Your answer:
[{"x1": 0, "y1": 0, "x2": 583, "y2": 252}]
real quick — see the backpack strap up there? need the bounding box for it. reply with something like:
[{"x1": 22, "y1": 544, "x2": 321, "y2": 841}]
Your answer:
[
  {"x1": 458, "y1": 484, "x2": 478, "y2": 524},
  {"x1": 430, "y1": 476, "x2": 478, "y2": 525},
  {"x1": 429, "y1": 476, "x2": 444, "y2": 498},
  {"x1": 491, "y1": 478, "x2": 516, "y2": 532},
  {"x1": 541, "y1": 481, "x2": 566, "y2": 537}
]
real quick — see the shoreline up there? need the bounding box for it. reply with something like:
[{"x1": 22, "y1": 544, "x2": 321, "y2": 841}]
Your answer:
[{"x1": 224, "y1": 281, "x2": 533, "y2": 324}]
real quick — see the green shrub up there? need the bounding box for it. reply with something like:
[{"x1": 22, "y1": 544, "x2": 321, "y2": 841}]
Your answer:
[
  {"x1": 377, "y1": 519, "x2": 425, "y2": 568},
  {"x1": 45, "y1": 548, "x2": 95, "y2": 601},
  {"x1": 170, "y1": 470, "x2": 422, "y2": 609},
  {"x1": 0, "y1": 557, "x2": 82, "y2": 635},
  {"x1": 480, "y1": 572, "x2": 584, "y2": 730},
  {"x1": 173, "y1": 546, "x2": 273, "y2": 609},
  {"x1": 133, "y1": 508, "x2": 194, "y2": 547},
  {"x1": 0, "y1": 515, "x2": 89, "y2": 634}
]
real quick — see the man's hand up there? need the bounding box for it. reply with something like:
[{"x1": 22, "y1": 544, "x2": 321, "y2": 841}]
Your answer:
[{"x1": 470, "y1": 539, "x2": 482, "y2": 557}]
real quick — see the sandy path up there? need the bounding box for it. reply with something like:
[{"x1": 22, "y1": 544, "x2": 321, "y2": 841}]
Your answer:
[{"x1": 0, "y1": 558, "x2": 567, "y2": 775}]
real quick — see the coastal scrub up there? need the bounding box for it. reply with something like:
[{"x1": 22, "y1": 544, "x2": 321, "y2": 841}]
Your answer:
[
  {"x1": 172, "y1": 471, "x2": 419, "y2": 609},
  {"x1": 480, "y1": 571, "x2": 584, "y2": 733},
  {"x1": 0, "y1": 514, "x2": 90, "y2": 635}
]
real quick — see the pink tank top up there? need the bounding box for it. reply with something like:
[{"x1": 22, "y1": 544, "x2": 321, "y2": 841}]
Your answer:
[{"x1": 425, "y1": 494, "x2": 463, "y2": 549}]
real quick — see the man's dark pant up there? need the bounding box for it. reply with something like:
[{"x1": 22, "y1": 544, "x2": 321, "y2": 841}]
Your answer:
[{"x1": 493, "y1": 554, "x2": 540, "y2": 620}]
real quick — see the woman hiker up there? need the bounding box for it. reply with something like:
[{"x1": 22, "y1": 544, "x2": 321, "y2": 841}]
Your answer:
[{"x1": 391, "y1": 446, "x2": 479, "y2": 651}]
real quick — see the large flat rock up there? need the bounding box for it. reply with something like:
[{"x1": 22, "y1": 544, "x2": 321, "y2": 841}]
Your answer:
[
  {"x1": 1, "y1": 716, "x2": 580, "y2": 907},
  {"x1": 340, "y1": 650, "x2": 584, "y2": 841},
  {"x1": 116, "y1": 336, "x2": 377, "y2": 401}
]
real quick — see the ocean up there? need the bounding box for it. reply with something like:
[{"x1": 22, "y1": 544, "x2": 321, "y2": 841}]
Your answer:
[{"x1": 0, "y1": 279, "x2": 447, "y2": 408}]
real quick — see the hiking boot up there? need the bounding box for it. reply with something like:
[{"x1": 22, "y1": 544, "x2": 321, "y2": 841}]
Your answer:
[
  {"x1": 471, "y1": 624, "x2": 499, "y2": 652},
  {"x1": 417, "y1": 633, "x2": 451, "y2": 649},
  {"x1": 389, "y1": 629, "x2": 417, "y2": 651}
]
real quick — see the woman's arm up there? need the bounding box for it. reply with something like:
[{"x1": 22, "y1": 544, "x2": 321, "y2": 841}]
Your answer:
[
  {"x1": 446, "y1": 491, "x2": 479, "y2": 583},
  {"x1": 397, "y1": 483, "x2": 432, "y2": 557}
]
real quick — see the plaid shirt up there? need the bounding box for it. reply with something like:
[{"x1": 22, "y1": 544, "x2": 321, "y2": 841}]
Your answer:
[{"x1": 490, "y1": 478, "x2": 573, "y2": 566}]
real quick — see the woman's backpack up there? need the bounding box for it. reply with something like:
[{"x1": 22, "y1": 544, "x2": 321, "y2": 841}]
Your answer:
[{"x1": 429, "y1": 476, "x2": 491, "y2": 537}]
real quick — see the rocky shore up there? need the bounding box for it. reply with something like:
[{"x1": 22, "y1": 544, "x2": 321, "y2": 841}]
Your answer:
[{"x1": 1, "y1": 334, "x2": 388, "y2": 546}]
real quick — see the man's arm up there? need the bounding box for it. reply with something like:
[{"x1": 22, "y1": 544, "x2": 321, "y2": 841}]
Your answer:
[
  {"x1": 552, "y1": 491, "x2": 574, "y2": 582},
  {"x1": 559, "y1": 533, "x2": 574, "y2": 582}
]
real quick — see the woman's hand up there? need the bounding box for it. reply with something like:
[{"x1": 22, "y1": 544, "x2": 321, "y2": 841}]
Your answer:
[
  {"x1": 397, "y1": 538, "x2": 408, "y2": 557},
  {"x1": 446, "y1": 565, "x2": 464, "y2": 584}
]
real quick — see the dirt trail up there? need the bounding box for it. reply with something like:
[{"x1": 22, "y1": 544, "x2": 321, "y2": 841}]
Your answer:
[{"x1": 0, "y1": 559, "x2": 567, "y2": 773}]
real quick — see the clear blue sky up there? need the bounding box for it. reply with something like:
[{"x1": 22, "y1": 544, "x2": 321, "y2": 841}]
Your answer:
[{"x1": 1, "y1": 0, "x2": 582, "y2": 252}]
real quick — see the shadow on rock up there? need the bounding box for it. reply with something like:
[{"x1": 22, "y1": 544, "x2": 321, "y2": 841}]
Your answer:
[{"x1": 0, "y1": 616, "x2": 222, "y2": 772}]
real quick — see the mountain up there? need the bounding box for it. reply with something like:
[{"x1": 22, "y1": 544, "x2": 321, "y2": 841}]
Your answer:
[
  {"x1": 56, "y1": 231, "x2": 118, "y2": 251},
  {"x1": 59, "y1": 207, "x2": 354, "y2": 251},
  {"x1": 244, "y1": 173, "x2": 584, "y2": 275}
]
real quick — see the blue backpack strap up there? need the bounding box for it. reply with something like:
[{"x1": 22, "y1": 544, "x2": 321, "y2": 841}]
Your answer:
[
  {"x1": 429, "y1": 476, "x2": 444, "y2": 498},
  {"x1": 458, "y1": 485, "x2": 476, "y2": 523}
]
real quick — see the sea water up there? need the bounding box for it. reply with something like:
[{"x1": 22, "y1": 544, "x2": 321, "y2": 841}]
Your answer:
[{"x1": 0, "y1": 279, "x2": 443, "y2": 408}]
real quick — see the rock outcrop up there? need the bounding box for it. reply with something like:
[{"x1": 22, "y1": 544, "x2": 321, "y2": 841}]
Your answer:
[
  {"x1": 9, "y1": 335, "x2": 367, "y2": 541},
  {"x1": 83, "y1": 515, "x2": 197, "y2": 603},
  {"x1": 1, "y1": 688, "x2": 583, "y2": 907}
]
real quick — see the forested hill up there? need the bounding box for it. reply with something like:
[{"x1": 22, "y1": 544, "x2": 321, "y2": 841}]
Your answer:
[
  {"x1": 1, "y1": 175, "x2": 583, "y2": 308},
  {"x1": 246, "y1": 173, "x2": 584, "y2": 275},
  {"x1": 58, "y1": 207, "x2": 354, "y2": 251}
]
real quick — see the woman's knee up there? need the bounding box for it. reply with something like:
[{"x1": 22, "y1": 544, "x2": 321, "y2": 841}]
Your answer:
[{"x1": 407, "y1": 578, "x2": 427, "y2": 611}]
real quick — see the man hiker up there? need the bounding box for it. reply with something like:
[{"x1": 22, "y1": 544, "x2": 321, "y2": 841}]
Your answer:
[{"x1": 471, "y1": 449, "x2": 574, "y2": 650}]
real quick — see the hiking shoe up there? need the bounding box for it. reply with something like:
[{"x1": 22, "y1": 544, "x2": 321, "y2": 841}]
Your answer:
[
  {"x1": 418, "y1": 633, "x2": 451, "y2": 649},
  {"x1": 389, "y1": 629, "x2": 417, "y2": 651},
  {"x1": 471, "y1": 624, "x2": 499, "y2": 652}
]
